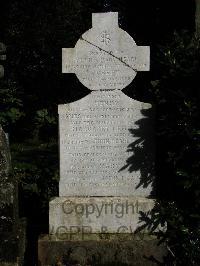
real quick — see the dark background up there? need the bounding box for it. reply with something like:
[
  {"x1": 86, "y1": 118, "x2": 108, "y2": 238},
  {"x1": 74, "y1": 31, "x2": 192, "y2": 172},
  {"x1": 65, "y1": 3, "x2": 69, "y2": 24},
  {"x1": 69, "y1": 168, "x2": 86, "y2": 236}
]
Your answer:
[{"x1": 0, "y1": 1, "x2": 199, "y2": 265}]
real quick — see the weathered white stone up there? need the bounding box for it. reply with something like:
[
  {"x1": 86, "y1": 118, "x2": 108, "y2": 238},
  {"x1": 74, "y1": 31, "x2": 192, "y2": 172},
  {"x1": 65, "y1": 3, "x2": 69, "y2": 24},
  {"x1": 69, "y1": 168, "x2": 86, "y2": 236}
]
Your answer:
[
  {"x1": 59, "y1": 90, "x2": 153, "y2": 196},
  {"x1": 49, "y1": 12, "x2": 154, "y2": 236},
  {"x1": 62, "y1": 12, "x2": 149, "y2": 91},
  {"x1": 49, "y1": 197, "x2": 155, "y2": 235}
]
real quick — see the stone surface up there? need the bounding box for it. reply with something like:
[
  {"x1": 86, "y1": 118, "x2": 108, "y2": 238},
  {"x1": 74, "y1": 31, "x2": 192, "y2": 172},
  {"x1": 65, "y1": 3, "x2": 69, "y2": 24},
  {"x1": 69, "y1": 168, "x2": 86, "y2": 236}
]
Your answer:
[
  {"x1": 62, "y1": 12, "x2": 149, "y2": 91},
  {"x1": 0, "y1": 126, "x2": 14, "y2": 229},
  {"x1": 0, "y1": 126, "x2": 26, "y2": 265},
  {"x1": 38, "y1": 234, "x2": 167, "y2": 266},
  {"x1": 49, "y1": 196, "x2": 154, "y2": 236},
  {"x1": 60, "y1": 12, "x2": 152, "y2": 197},
  {"x1": 59, "y1": 90, "x2": 154, "y2": 196}
]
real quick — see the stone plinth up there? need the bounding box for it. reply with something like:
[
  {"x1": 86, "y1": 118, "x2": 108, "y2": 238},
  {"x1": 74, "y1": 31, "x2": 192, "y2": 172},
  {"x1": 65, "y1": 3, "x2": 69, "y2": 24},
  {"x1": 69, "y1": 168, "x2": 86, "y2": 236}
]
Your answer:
[
  {"x1": 38, "y1": 234, "x2": 167, "y2": 266},
  {"x1": 49, "y1": 197, "x2": 155, "y2": 236}
]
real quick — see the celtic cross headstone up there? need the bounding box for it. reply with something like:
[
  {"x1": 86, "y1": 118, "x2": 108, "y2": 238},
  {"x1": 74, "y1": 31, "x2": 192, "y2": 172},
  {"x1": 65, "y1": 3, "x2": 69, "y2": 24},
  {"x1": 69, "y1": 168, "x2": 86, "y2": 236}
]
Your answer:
[
  {"x1": 39, "y1": 12, "x2": 166, "y2": 266},
  {"x1": 50, "y1": 12, "x2": 154, "y2": 235},
  {"x1": 58, "y1": 12, "x2": 151, "y2": 197}
]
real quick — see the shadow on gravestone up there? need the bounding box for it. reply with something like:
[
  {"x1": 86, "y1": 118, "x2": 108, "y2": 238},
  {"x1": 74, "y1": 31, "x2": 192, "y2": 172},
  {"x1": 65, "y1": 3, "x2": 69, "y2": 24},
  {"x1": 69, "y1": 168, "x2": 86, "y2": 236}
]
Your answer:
[
  {"x1": 118, "y1": 107, "x2": 164, "y2": 253},
  {"x1": 119, "y1": 107, "x2": 168, "y2": 266},
  {"x1": 119, "y1": 107, "x2": 155, "y2": 197}
]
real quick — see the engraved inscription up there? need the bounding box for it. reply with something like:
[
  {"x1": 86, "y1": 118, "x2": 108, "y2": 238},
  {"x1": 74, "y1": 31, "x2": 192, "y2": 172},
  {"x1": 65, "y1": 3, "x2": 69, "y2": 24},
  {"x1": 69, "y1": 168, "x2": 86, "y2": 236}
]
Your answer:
[
  {"x1": 65, "y1": 49, "x2": 137, "y2": 90},
  {"x1": 59, "y1": 90, "x2": 152, "y2": 196},
  {"x1": 101, "y1": 31, "x2": 111, "y2": 45},
  {"x1": 60, "y1": 12, "x2": 151, "y2": 196}
]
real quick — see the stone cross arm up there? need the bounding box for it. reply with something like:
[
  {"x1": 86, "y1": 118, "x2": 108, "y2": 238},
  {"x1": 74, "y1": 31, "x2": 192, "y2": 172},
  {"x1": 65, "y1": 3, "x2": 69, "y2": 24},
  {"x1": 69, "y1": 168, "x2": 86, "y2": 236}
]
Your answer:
[{"x1": 62, "y1": 45, "x2": 150, "y2": 73}]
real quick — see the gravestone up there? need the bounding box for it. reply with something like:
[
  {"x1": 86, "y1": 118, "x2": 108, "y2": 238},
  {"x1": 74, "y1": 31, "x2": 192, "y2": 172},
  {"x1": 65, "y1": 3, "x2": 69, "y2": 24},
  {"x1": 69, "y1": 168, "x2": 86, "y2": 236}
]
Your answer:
[
  {"x1": 0, "y1": 126, "x2": 26, "y2": 266},
  {"x1": 51, "y1": 11, "x2": 154, "y2": 232},
  {"x1": 39, "y1": 12, "x2": 166, "y2": 265},
  {"x1": 0, "y1": 44, "x2": 26, "y2": 265},
  {"x1": 0, "y1": 126, "x2": 13, "y2": 230}
]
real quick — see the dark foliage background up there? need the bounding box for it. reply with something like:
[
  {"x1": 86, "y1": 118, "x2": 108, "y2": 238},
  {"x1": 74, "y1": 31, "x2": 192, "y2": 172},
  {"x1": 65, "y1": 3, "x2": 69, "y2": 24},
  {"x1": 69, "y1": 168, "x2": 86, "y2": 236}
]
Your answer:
[{"x1": 0, "y1": 0, "x2": 199, "y2": 265}]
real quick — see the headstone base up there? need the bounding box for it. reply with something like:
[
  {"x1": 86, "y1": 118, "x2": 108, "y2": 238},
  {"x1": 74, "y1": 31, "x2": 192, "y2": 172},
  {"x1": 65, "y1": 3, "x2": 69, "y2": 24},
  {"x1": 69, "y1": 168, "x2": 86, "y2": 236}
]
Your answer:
[
  {"x1": 49, "y1": 197, "x2": 155, "y2": 235},
  {"x1": 38, "y1": 234, "x2": 167, "y2": 266}
]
